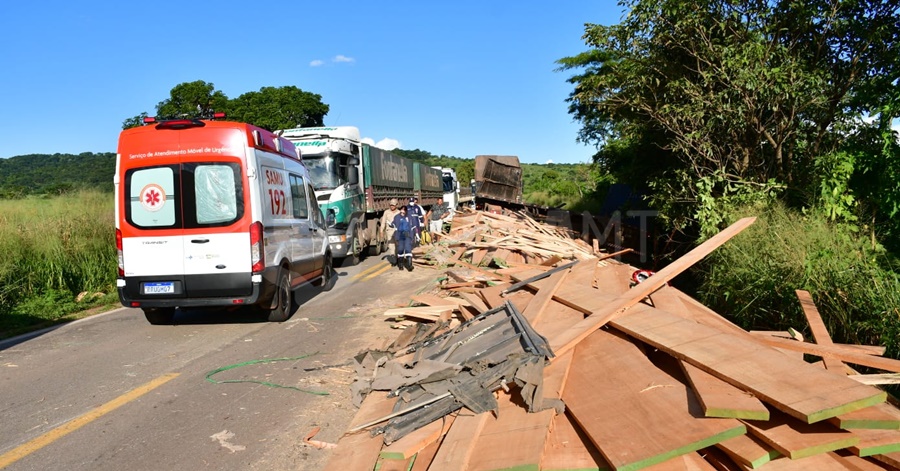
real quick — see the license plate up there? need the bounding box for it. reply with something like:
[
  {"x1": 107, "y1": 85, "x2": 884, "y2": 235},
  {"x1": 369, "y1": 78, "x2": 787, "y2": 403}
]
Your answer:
[{"x1": 144, "y1": 282, "x2": 174, "y2": 294}]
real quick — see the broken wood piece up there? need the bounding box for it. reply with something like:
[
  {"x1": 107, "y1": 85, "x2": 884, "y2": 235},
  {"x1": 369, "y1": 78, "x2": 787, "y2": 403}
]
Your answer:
[
  {"x1": 383, "y1": 306, "x2": 454, "y2": 322},
  {"x1": 848, "y1": 374, "x2": 900, "y2": 386},
  {"x1": 563, "y1": 328, "x2": 745, "y2": 471},
  {"x1": 597, "y1": 247, "x2": 634, "y2": 261},
  {"x1": 457, "y1": 292, "x2": 489, "y2": 314},
  {"x1": 540, "y1": 411, "x2": 611, "y2": 471},
  {"x1": 409, "y1": 294, "x2": 469, "y2": 308},
  {"x1": 521, "y1": 268, "x2": 571, "y2": 324},
  {"x1": 549, "y1": 217, "x2": 757, "y2": 358},
  {"x1": 611, "y1": 305, "x2": 887, "y2": 424},
  {"x1": 322, "y1": 392, "x2": 397, "y2": 471},
  {"x1": 379, "y1": 413, "x2": 456, "y2": 459}
]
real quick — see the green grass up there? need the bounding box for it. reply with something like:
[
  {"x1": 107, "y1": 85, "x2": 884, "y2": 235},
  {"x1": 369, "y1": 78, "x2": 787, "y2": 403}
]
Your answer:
[
  {"x1": 0, "y1": 190, "x2": 118, "y2": 339},
  {"x1": 698, "y1": 202, "x2": 900, "y2": 358}
]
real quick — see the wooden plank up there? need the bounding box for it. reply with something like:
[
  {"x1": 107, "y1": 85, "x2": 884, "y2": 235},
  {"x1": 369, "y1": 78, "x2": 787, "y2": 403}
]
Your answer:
[
  {"x1": 678, "y1": 360, "x2": 770, "y2": 420},
  {"x1": 563, "y1": 328, "x2": 745, "y2": 471},
  {"x1": 611, "y1": 305, "x2": 887, "y2": 424},
  {"x1": 479, "y1": 283, "x2": 511, "y2": 309},
  {"x1": 522, "y1": 268, "x2": 571, "y2": 324},
  {"x1": 427, "y1": 409, "x2": 489, "y2": 471},
  {"x1": 743, "y1": 410, "x2": 859, "y2": 460},
  {"x1": 796, "y1": 290, "x2": 846, "y2": 372},
  {"x1": 830, "y1": 403, "x2": 900, "y2": 430},
  {"x1": 540, "y1": 412, "x2": 611, "y2": 471},
  {"x1": 409, "y1": 440, "x2": 440, "y2": 471},
  {"x1": 471, "y1": 248, "x2": 490, "y2": 266},
  {"x1": 849, "y1": 429, "x2": 900, "y2": 457},
  {"x1": 410, "y1": 294, "x2": 468, "y2": 307},
  {"x1": 457, "y1": 291, "x2": 489, "y2": 313},
  {"x1": 751, "y1": 335, "x2": 900, "y2": 373},
  {"x1": 834, "y1": 453, "x2": 890, "y2": 471},
  {"x1": 549, "y1": 217, "x2": 757, "y2": 358},
  {"x1": 848, "y1": 374, "x2": 900, "y2": 385},
  {"x1": 467, "y1": 391, "x2": 557, "y2": 471},
  {"x1": 715, "y1": 434, "x2": 780, "y2": 469},
  {"x1": 871, "y1": 451, "x2": 900, "y2": 469},
  {"x1": 751, "y1": 452, "x2": 868, "y2": 470},
  {"x1": 380, "y1": 414, "x2": 455, "y2": 459},
  {"x1": 323, "y1": 392, "x2": 397, "y2": 471}
]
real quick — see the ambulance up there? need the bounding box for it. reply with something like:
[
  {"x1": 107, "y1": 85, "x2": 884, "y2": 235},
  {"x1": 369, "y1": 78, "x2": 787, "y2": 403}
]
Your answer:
[{"x1": 115, "y1": 114, "x2": 333, "y2": 324}]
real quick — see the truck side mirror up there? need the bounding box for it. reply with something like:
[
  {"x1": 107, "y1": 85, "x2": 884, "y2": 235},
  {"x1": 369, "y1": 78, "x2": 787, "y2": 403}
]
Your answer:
[
  {"x1": 326, "y1": 209, "x2": 336, "y2": 228},
  {"x1": 348, "y1": 170, "x2": 359, "y2": 185}
]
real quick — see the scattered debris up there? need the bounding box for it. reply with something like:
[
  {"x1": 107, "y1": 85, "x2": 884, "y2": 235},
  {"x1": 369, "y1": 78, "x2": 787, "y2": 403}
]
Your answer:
[{"x1": 210, "y1": 429, "x2": 245, "y2": 453}]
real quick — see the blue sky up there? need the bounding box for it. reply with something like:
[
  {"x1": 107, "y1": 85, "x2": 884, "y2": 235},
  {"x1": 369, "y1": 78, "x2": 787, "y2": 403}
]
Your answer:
[{"x1": 0, "y1": 1, "x2": 625, "y2": 164}]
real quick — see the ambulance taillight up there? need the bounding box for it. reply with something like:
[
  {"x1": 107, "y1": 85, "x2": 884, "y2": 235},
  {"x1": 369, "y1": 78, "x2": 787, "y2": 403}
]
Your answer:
[
  {"x1": 115, "y1": 228, "x2": 124, "y2": 276},
  {"x1": 250, "y1": 222, "x2": 265, "y2": 273}
]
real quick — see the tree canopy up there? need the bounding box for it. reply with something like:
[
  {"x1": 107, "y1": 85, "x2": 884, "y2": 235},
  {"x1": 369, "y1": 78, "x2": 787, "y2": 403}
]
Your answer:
[
  {"x1": 558, "y1": 0, "x2": 900, "y2": 234},
  {"x1": 122, "y1": 80, "x2": 329, "y2": 131}
]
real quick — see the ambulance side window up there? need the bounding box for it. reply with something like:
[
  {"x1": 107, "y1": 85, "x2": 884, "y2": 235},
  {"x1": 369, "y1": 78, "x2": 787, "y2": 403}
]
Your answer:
[
  {"x1": 126, "y1": 166, "x2": 178, "y2": 228},
  {"x1": 182, "y1": 162, "x2": 243, "y2": 228},
  {"x1": 289, "y1": 174, "x2": 308, "y2": 219}
]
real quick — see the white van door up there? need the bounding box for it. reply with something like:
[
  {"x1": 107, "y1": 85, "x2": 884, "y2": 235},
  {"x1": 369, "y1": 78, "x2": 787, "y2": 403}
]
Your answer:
[{"x1": 180, "y1": 162, "x2": 251, "y2": 297}]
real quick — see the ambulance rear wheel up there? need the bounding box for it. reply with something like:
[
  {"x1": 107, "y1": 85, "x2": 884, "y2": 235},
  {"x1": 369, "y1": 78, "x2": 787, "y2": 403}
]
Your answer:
[
  {"x1": 266, "y1": 269, "x2": 293, "y2": 322},
  {"x1": 143, "y1": 307, "x2": 175, "y2": 325}
]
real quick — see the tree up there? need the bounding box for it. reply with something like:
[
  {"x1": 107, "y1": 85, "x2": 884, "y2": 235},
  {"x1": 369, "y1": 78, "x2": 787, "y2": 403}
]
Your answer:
[
  {"x1": 558, "y1": 0, "x2": 900, "y2": 232},
  {"x1": 229, "y1": 86, "x2": 329, "y2": 131},
  {"x1": 122, "y1": 81, "x2": 329, "y2": 131}
]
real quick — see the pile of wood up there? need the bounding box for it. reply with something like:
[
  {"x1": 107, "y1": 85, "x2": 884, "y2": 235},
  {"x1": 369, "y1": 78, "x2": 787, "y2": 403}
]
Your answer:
[{"x1": 323, "y1": 213, "x2": 900, "y2": 471}]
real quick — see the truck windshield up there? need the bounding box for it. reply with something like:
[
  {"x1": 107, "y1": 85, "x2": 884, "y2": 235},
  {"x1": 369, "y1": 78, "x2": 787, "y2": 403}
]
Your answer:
[
  {"x1": 303, "y1": 156, "x2": 342, "y2": 190},
  {"x1": 442, "y1": 175, "x2": 454, "y2": 193}
]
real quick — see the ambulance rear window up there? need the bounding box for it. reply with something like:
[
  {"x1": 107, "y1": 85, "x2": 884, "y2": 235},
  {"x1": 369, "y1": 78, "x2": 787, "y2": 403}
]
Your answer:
[{"x1": 125, "y1": 163, "x2": 243, "y2": 229}]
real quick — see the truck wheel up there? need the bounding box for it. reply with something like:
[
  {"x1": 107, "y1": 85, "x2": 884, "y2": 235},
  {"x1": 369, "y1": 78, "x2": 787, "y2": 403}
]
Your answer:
[
  {"x1": 368, "y1": 226, "x2": 382, "y2": 256},
  {"x1": 266, "y1": 269, "x2": 293, "y2": 322},
  {"x1": 143, "y1": 307, "x2": 175, "y2": 325},
  {"x1": 341, "y1": 231, "x2": 362, "y2": 267}
]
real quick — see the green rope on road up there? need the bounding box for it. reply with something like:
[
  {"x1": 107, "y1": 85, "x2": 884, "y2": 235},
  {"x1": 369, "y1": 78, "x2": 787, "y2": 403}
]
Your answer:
[{"x1": 205, "y1": 353, "x2": 330, "y2": 396}]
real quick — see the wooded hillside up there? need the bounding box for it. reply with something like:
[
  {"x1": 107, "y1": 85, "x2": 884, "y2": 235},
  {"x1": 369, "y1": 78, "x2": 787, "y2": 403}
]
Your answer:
[{"x1": 0, "y1": 152, "x2": 115, "y2": 197}]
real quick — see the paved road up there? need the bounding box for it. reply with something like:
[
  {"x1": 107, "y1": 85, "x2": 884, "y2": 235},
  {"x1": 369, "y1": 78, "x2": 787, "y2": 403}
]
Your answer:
[{"x1": 0, "y1": 257, "x2": 437, "y2": 471}]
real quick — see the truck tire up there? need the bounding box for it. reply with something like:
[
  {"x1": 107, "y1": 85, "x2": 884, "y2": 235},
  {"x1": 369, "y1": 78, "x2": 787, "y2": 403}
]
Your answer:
[
  {"x1": 341, "y1": 229, "x2": 362, "y2": 267},
  {"x1": 368, "y1": 224, "x2": 382, "y2": 256},
  {"x1": 143, "y1": 307, "x2": 175, "y2": 325},
  {"x1": 266, "y1": 269, "x2": 293, "y2": 322}
]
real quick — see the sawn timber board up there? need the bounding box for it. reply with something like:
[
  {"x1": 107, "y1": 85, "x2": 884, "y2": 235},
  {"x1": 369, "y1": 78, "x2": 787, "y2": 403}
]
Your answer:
[
  {"x1": 563, "y1": 328, "x2": 745, "y2": 471},
  {"x1": 610, "y1": 305, "x2": 886, "y2": 424}
]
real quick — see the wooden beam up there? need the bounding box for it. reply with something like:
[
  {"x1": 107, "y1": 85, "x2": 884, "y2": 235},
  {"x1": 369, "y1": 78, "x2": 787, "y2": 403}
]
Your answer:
[
  {"x1": 549, "y1": 217, "x2": 757, "y2": 359},
  {"x1": 830, "y1": 403, "x2": 900, "y2": 430},
  {"x1": 611, "y1": 305, "x2": 887, "y2": 424},
  {"x1": 563, "y1": 328, "x2": 745, "y2": 471},
  {"x1": 426, "y1": 409, "x2": 488, "y2": 471},
  {"x1": 796, "y1": 290, "x2": 846, "y2": 372},
  {"x1": 751, "y1": 335, "x2": 900, "y2": 373},
  {"x1": 522, "y1": 268, "x2": 571, "y2": 324}
]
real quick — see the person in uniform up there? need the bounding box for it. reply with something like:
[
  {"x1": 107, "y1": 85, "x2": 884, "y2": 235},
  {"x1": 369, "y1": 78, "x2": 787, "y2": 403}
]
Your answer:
[{"x1": 380, "y1": 198, "x2": 402, "y2": 264}]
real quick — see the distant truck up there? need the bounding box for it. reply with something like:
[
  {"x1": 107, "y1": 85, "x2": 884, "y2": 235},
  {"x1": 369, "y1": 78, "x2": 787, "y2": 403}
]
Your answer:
[
  {"x1": 473, "y1": 155, "x2": 523, "y2": 208},
  {"x1": 277, "y1": 126, "x2": 443, "y2": 265},
  {"x1": 432, "y1": 167, "x2": 474, "y2": 220}
]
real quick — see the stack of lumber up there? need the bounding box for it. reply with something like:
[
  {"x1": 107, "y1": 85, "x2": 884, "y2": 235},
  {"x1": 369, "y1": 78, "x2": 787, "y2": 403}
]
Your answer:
[
  {"x1": 413, "y1": 209, "x2": 598, "y2": 271},
  {"x1": 324, "y1": 214, "x2": 900, "y2": 471}
]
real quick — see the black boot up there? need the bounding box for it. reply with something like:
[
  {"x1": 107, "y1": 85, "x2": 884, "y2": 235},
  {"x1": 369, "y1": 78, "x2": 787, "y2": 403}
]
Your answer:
[
  {"x1": 398, "y1": 256, "x2": 405, "y2": 270},
  {"x1": 406, "y1": 256, "x2": 414, "y2": 271}
]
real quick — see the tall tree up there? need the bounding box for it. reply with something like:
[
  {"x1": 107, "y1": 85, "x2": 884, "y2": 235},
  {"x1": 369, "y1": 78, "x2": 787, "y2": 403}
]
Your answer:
[
  {"x1": 122, "y1": 82, "x2": 329, "y2": 131},
  {"x1": 229, "y1": 86, "x2": 329, "y2": 131},
  {"x1": 559, "y1": 0, "x2": 900, "y2": 231}
]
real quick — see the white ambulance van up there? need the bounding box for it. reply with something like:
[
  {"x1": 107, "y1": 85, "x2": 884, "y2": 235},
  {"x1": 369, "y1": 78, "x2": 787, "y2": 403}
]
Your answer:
[{"x1": 115, "y1": 115, "x2": 333, "y2": 324}]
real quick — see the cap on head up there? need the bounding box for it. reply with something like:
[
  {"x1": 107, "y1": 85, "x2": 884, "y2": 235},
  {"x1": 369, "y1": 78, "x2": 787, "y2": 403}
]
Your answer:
[
  {"x1": 409, "y1": 197, "x2": 415, "y2": 202},
  {"x1": 390, "y1": 198, "x2": 398, "y2": 205}
]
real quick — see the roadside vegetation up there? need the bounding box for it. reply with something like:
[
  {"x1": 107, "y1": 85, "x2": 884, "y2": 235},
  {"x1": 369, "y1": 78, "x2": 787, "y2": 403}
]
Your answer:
[
  {"x1": 558, "y1": 0, "x2": 900, "y2": 352},
  {"x1": 0, "y1": 190, "x2": 118, "y2": 339}
]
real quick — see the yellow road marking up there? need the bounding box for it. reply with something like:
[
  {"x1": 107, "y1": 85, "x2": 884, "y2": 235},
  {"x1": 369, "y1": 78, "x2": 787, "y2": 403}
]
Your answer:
[
  {"x1": 362, "y1": 263, "x2": 394, "y2": 281},
  {"x1": 0, "y1": 373, "x2": 180, "y2": 469},
  {"x1": 351, "y1": 261, "x2": 389, "y2": 280}
]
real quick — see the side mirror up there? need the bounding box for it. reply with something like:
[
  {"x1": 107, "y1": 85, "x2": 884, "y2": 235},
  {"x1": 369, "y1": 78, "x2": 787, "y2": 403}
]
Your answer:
[
  {"x1": 326, "y1": 209, "x2": 336, "y2": 228},
  {"x1": 347, "y1": 157, "x2": 360, "y2": 166},
  {"x1": 348, "y1": 170, "x2": 359, "y2": 186}
]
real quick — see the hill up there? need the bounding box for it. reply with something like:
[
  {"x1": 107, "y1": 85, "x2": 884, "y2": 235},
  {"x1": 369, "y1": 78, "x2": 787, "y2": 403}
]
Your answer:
[{"x1": 0, "y1": 152, "x2": 115, "y2": 198}]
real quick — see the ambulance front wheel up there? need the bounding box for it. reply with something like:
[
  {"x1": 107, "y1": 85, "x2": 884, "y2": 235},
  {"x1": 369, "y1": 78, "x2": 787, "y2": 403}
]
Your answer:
[{"x1": 143, "y1": 307, "x2": 175, "y2": 325}]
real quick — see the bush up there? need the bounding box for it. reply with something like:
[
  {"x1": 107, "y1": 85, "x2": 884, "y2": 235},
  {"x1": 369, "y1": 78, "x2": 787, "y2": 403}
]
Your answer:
[{"x1": 698, "y1": 202, "x2": 900, "y2": 356}]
